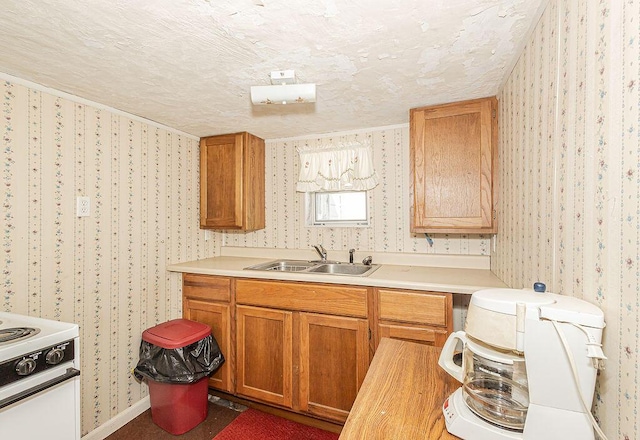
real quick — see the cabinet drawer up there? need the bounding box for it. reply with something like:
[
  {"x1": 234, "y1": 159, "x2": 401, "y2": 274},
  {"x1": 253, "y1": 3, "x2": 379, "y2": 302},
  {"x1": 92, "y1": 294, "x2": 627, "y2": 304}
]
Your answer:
[
  {"x1": 183, "y1": 274, "x2": 231, "y2": 302},
  {"x1": 378, "y1": 289, "x2": 449, "y2": 327},
  {"x1": 236, "y1": 279, "x2": 367, "y2": 318},
  {"x1": 378, "y1": 323, "x2": 449, "y2": 347}
]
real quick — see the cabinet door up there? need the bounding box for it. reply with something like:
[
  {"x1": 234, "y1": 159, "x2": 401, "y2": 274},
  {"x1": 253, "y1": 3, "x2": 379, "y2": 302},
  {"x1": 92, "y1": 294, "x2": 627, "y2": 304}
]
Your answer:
[
  {"x1": 183, "y1": 297, "x2": 232, "y2": 392},
  {"x1": 410, "y1": 97, "x2": 497, "y2": 233},
  {"x1": 299, "y1": 313, "x2": 369, "y2": 423},
  {"x1": 200, "y1": 133, "x2": 243, "y2": 229},
  {"x1": 236, "y1": 305, "x2": 293, "y2": 408}
]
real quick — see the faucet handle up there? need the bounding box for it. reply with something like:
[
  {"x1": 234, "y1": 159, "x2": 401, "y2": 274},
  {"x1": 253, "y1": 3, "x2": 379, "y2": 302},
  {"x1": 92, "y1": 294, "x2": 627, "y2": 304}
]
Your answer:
[{"x1": 362, "y1": 256, "x2": 373, "y2": 266}]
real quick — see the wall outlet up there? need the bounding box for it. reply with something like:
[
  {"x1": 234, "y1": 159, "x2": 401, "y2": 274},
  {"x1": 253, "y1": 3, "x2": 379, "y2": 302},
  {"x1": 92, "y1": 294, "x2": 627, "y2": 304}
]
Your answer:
[{"x1": 77, "y1": 196, "x2": 90, "y2": 217}]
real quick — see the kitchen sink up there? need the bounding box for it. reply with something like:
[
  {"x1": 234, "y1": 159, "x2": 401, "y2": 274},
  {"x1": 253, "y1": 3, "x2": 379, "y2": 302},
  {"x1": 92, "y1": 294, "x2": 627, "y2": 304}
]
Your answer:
[
  {"x1": 307, "y1": 263, "x2": 378, "y2": 276},
  {"x1": 246, "y1": 260, "x2": 318, "y2": 272},
  {"x1": 244, "y1": 260, "x2": 380, "y2": 277}
]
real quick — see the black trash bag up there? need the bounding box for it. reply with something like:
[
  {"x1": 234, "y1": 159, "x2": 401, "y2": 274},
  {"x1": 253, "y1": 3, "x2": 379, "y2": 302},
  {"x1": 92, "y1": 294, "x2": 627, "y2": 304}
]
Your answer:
[{"x1": 134, "y1": 335, "x2": 224, "y2": 384}]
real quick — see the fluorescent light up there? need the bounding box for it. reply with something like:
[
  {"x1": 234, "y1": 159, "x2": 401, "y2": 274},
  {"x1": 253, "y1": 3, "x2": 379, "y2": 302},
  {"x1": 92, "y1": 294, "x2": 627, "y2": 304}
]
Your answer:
[{"x1": 250, "y1": 83, "x2": 316, "y2": 105}]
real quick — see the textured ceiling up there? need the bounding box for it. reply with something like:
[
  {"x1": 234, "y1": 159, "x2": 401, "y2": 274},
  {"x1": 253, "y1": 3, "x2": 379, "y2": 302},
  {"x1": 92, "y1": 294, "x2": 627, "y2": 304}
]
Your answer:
[{"x1": 0, "y1": 0, "x2": 546, "y2": 139}]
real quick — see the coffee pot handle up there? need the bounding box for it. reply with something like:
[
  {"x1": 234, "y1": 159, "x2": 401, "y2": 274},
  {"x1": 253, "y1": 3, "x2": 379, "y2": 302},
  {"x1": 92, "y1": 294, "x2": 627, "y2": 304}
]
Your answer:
[{"x1": 437, "y1": 330, "x2": 467, "y2": 383}]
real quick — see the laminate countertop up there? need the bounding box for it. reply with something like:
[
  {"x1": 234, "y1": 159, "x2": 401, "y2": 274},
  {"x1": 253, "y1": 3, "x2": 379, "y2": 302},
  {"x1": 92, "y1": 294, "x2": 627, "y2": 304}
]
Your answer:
[
  {"x1": 340, "y1": 338, "x2": 460, "y2": 440},
  {"x1": 168, "y1": 256, "x2": 507, "y2": 295}
]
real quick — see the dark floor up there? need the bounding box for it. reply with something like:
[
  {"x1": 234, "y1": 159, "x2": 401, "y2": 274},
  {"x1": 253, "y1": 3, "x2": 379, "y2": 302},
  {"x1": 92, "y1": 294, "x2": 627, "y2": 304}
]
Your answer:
[{"x1": 105, "y1": 398, "x2": 244, "y2": 440}]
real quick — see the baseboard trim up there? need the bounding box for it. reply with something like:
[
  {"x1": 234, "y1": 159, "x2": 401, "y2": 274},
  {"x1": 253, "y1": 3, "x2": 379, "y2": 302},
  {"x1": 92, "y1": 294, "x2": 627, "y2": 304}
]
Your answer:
[{"x1": 81, "y1": 396, "x2": 151, "y2": 440}]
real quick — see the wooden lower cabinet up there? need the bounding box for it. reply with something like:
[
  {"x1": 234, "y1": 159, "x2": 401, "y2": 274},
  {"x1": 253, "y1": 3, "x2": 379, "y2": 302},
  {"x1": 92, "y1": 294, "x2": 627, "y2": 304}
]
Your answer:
[
  {"x1": 182, "y1": 274, "x2": 233, "y2": 393},
  {"x1": 376, "y1": 288, "x2": 453, "y2": 349},
  {"x1": 183, "y1": 297, "x2": 232, "y2": 393},
  {"x1": 182, "y1": 274, "x2": 454, "y2": 426},
  {"x1": 236, "y1": 305, "x2": 293, "y2": 408},
  {"x1": 234, "y1": 306, "x2": 369, "y2": 423},
  {"x1": 299, "y1": 313, "x2": 369, "y2": 423}
]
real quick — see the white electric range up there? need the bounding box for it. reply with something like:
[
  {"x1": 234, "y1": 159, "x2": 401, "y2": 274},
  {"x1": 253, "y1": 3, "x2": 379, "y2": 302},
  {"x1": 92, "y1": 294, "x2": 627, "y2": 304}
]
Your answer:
[{"x1": 0, "y1": 311, "x2": 80, "y2": 440}]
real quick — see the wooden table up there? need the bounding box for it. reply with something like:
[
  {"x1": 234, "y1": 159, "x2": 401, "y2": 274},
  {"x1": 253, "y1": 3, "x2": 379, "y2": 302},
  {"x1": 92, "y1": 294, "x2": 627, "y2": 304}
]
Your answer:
[{"x1": 339, "y1": 338, "x2": 460, "y2": 439}]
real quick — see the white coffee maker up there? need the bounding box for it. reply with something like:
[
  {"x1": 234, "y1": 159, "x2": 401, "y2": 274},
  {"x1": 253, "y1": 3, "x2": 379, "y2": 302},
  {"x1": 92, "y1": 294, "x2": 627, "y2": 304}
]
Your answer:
[{"x1": 438, "y1": 287, "x2": 606, "y2": 440}]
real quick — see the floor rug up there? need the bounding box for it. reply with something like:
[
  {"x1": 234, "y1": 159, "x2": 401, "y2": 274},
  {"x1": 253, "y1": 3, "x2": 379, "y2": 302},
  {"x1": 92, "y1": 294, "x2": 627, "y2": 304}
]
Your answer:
[{"x1": 212, "y1": 408, "x2": 339, "y2": 440}]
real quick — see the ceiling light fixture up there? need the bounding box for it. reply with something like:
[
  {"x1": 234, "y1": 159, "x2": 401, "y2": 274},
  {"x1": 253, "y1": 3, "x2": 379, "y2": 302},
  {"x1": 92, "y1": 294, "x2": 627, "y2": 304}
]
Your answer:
[{"x1": 250, "y1": 70, "x2": 316, "y2": 105}]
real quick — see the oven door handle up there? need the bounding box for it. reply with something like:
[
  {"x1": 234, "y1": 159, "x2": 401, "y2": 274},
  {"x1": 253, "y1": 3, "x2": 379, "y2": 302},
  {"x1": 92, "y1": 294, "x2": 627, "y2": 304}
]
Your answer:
[{"x1": 0, "y1": 367, "x2": 80, "y2": 410}]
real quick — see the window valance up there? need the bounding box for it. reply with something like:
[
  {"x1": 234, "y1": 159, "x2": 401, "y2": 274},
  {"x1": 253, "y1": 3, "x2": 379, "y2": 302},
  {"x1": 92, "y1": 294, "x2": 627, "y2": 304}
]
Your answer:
[{"x1": 296, "y1": 141, "x2": 379, "y2": 192}]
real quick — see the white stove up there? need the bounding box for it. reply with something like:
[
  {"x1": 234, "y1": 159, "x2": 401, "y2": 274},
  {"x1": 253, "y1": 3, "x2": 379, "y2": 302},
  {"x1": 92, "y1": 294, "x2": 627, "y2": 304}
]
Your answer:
[{"x1": 0, "y1": 312, "x2": 80, "y2": 440}]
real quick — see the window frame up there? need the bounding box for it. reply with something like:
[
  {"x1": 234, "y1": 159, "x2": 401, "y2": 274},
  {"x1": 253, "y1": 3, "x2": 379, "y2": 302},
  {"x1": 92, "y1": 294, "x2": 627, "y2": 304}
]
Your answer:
[{"x1": 305, "y1": 191, "x2": 370, "y2": 227}]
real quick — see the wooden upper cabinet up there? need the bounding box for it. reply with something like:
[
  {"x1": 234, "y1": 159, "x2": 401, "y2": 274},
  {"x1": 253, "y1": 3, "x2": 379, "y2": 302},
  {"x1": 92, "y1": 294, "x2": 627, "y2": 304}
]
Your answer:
[
  {"x1": 410, "y1": 97, "x2": 497, "y2": 233},
  {"x1": 200, "y1": 132, "x2": 265, "y2": 231}
]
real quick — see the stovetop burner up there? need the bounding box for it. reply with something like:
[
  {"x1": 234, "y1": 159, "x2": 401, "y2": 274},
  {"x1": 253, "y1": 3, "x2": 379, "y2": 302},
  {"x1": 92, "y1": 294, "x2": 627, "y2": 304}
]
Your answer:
[{"x1": 0, "y1": 327, "x2": 40, "y2": 345}]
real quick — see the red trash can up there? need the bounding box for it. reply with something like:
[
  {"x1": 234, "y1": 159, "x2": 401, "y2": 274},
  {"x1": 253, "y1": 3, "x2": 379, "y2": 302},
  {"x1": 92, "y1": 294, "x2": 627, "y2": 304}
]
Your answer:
[{"x1": 142, "y1": 319, "x2": 212, "y2": 435}]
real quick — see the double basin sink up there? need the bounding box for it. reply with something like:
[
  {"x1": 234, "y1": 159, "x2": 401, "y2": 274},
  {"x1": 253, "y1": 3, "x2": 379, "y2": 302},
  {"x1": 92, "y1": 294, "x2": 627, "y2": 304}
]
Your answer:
[{"x1": 244, "y1": 259, "x2": 380, "y2": 277}]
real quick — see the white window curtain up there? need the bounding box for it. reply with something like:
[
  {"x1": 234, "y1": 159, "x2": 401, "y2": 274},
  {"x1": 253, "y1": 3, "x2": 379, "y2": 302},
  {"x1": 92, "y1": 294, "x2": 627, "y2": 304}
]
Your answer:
[{"x1": 296, "y1": 141, "x2": 379, "y2": 192}]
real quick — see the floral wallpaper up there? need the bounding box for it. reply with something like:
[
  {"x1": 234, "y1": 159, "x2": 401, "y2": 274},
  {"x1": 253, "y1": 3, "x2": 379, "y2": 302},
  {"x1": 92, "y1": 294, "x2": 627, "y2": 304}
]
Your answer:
[
  {"x1": 222, "y1": 126, "x2": 492, "y2": 257},
  {"x1": 1, "y1": 76, "x2": 491, "y2": 436},
  {"x1": 494, "y1": 0, "x2": 638, "y2": 438},
  {"x1": 1, "y1": 76, "x2": 220, "y2": 435}
]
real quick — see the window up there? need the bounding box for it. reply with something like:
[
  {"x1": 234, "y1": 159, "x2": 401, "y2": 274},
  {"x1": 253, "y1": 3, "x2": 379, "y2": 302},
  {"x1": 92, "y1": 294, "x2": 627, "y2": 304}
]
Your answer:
[{"x1": 307, "y1": 191, "x2": 369, "y2": 227}]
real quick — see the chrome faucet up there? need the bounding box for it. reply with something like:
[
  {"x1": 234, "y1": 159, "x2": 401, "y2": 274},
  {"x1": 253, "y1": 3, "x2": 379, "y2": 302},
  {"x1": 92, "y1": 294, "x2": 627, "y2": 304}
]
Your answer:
[
  {"x1": 362, "y1": 256, "x2": 373, "y2": 266},
  {"x1": 349, "y1": 249, "x2": 355, "y2": 264},
  {"x1": 312, "y1": 244, "x2": 327, "y2": 262}
]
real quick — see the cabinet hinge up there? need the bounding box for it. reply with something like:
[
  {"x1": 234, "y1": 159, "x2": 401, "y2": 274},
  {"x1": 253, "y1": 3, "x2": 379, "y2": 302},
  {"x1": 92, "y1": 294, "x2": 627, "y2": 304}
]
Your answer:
[
  {"x1": 368, "y1": 328, "x2": 372, "y2": 341},
  {"x1": 492, "y1": 109, "x2": 497, "y2": 118}
]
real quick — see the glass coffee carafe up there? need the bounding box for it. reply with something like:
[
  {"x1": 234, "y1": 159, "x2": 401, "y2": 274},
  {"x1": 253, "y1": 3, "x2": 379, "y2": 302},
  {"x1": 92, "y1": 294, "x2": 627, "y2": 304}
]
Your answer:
[{"x1": 460, "y1": 336, "x2": 529, "y2": 431}]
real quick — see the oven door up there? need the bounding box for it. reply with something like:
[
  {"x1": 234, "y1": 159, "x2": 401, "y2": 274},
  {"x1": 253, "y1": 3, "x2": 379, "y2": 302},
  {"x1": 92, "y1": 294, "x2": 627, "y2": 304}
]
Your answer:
[{"x1": 0, "y1": 362, "x2": 80, "y2": 440}]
